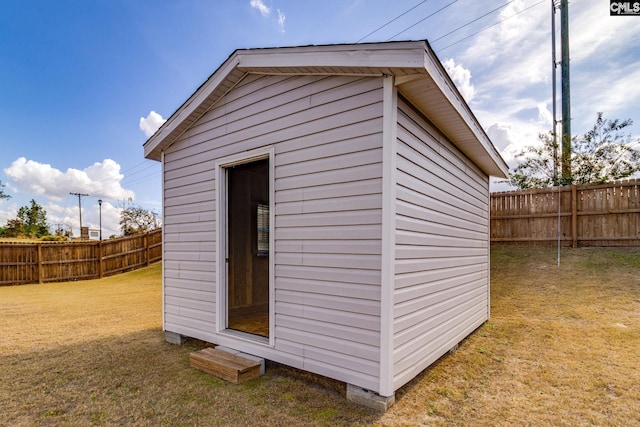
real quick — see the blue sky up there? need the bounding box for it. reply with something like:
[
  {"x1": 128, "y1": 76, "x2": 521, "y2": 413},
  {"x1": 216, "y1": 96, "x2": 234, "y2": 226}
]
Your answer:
[{"x1": 1, "y1": 0, "x2": 639, "y2": 237}]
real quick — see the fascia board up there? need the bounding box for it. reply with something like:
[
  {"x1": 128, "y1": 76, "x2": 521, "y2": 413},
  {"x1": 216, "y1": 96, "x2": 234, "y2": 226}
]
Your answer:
[
  {"x1": 235, "y1": 43, "x2": 427, "y2": 71},
  {"x1": 420, "y1": 48, "x2": 508, "y2": 177}
]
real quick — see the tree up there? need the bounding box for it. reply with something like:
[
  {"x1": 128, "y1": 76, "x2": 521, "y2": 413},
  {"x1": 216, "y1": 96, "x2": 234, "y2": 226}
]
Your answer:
[
  {"x1": 0, "y1": 180, "x2": 10, "y2": 200},
  {"x1": 1, "y1": 200, "x2": 50, "y2": 238},
  {"x1": 119, "y1": 205, "x2": 158, "y2": 236},
  {"x1": 508, "y1": 131, "x2": 559, "y2": 189},
  {"x1": 16, "y1": 199, "x2": 50, "y2": 238},
  {"x1": 1, "y1": 219, "x2": 24, "y2": 238},
  {"x1": 571, "y1": 113, "x2": 640, "y2": 184},
  {"x1": 508, "y1": 113, "x2": 640, "y2": 189}
]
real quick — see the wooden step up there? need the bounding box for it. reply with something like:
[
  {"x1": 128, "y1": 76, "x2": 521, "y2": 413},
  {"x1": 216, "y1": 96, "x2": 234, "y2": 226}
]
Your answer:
[{"x1": 189, "y1": 347, "x2": 261, "y2": 384}]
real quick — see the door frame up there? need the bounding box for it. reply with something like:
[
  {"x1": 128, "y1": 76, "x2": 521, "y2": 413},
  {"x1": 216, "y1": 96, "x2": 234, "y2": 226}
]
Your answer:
[{"x1": 215, "y1": 146, "x2": 275, "y2": 346}]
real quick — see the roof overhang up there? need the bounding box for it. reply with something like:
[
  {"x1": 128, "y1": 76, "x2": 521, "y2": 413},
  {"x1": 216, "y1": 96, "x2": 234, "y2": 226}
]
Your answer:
[{"x1": 143, "y1": 41, "x2": 508, "y2": 178}]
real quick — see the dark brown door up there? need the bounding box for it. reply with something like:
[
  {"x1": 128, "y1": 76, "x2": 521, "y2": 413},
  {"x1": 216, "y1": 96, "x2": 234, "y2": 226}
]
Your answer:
[{"x1": 226, "y1": 158, "x2": 269, "y2": 337}]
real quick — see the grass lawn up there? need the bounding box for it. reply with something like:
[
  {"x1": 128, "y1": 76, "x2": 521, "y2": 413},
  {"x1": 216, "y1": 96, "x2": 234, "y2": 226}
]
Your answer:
[{"x1": 1, "y1": 247, "x2": 640, "y2": 426}]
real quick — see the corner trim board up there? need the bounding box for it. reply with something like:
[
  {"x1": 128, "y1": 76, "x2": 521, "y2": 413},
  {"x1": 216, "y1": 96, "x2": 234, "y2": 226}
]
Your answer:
[{"x1": 379, "y1": 76, "x2": 398, "y2": 397}]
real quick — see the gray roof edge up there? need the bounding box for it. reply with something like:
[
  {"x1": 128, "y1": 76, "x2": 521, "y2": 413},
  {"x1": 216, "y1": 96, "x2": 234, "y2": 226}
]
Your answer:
[
  {"x1": 143, "y1": 40, "x2": 508, "y2": 178},
  {"x1": 419, "y1": 44, "x2": 509, "y2": 177},
  {"x1": 143, "y1": 41, "x2": 428, "y2": 161}
]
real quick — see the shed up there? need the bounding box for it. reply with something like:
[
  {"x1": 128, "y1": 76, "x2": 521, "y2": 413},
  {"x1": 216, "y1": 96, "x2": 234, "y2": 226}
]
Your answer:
[{"x1": 144, "y1": 40, "x2": 508, "y2": 408}]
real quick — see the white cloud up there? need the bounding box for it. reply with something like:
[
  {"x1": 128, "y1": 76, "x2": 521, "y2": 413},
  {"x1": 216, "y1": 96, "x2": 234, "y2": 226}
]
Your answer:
[
  {"x1": 485, "y1": 120, "x2": 543, "y2": 193},
  {"x1": 442, "y1": 58, "x2": 476, "y2": 102},
  {"x1": 486, "y1": 123, "x2": 527, "y2": 167},
  {"x1": 447, "y1": 0, "x2": 549, "y2": 110},
  {"x1": 536, "y1": 103, "x2": 553, "y2": 128},
  {"x1": 277, "y1": 9, "x2": 286, "y2": 33},
  {"x1": 45, "y1": 202, "x2": 85, "y2": 236},
  {"x1": 250, "y1": 0, "x2": 286, "y2": 33},
  {"x1": 2, "y1": 158, "x2": 138, "y2": 237},
  {"x1": 86, "y1": 200, "x2": 123, "y2": 238},
  {"x1": 139, "y1": 111, "x2": 166, "y2": 138},
  {"x1": 45, "y1": 199, "x2": 122, "y2": 239},
  {"x1": 466, "y1": 1, "x2": 548, "y2": 65},
  {"x1": 570, "y1": 2, "x2": 640, "y2": 64},
  {"x1": 452, "y1": 0, "x2": 640, "y2": 154},
  {"x1": 0, "y1": 200, "x2": 19, "y2": 227},
  {"x1": 4, "y1": 158, "x2": 135, "y2": 203},
  {"x1": 484, "y1": 107, "x2": 552, "y2": 170},
  {"x1": 437, "y1": 1, "x2": 553, "y2": 185},
  {"x1": 571, "y1": 60, "x2": 640, "y2": 134},
  {"x1": 250, "y1": 0, "x2": 271, "y2": 17}
]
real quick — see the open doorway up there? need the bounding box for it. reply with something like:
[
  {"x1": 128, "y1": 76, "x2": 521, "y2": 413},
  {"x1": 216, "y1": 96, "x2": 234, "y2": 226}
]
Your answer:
[{"x1": 225, "y1": 158, "x2": 270, "y2": 338}]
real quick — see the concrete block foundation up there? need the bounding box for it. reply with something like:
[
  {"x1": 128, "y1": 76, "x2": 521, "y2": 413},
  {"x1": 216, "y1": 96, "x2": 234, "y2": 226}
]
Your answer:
[
  {"x1": 164, "y1": 331, "x2": 185, "y2": 345},
  {"x1": 346, "y1": 384, "x2": 395, "y2": 411}
]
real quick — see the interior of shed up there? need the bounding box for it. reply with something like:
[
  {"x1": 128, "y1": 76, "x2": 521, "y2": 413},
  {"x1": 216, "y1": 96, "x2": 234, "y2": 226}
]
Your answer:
[{"x1": 226, "y1": 159, "x2": 270, "y2": 338}]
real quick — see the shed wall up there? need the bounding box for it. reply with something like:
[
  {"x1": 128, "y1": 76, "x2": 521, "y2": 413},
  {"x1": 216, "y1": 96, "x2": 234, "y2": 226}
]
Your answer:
[
  {"x1": 162, "y1": 73, "x2": 385, "y2": 390},
  {"x1": 392, "y1": 99, "x2": 490, "y2": 391}
]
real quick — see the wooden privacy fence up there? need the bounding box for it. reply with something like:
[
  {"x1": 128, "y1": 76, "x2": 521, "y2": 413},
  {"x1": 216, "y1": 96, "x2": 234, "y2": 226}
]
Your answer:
[
  {"x1": 0, "y1": 229, "x2": 162, "y2": 286},
  {"x1": 491, "y1": 179, "x2": 640, "y2": 247}
]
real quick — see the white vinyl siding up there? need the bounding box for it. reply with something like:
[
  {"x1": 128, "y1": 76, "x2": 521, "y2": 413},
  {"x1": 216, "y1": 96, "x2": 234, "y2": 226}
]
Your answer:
[
  {"x1": 392, "y1": 99, "x2": 490, "y2": 391},
  {"x1": 273, "y1": 75, "x2": 385, "y2": 389},
  {"x1": 162, "y1": 73, "x2": 385, "y2": 390}
]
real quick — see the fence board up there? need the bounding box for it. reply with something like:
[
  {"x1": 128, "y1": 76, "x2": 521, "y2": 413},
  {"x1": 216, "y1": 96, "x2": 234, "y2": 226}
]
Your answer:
[
  {"x1": 491, "y1": 179, "x2": 640, "y2": 246},
  {"x1": 0, "y1": 229, "x2": 162, "y2": 286}
]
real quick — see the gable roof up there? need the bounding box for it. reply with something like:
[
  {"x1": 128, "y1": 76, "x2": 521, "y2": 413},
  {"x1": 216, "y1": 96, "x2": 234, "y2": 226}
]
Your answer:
[{"x1": 143, "y1": 40, "x2": 508, "y2": 178}]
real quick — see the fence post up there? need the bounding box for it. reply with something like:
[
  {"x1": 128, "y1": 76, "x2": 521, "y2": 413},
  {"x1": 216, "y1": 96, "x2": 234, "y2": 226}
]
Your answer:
[
  {"x1": 37, "y1": 243, "x2": 43, "y2": 284},
  {"x1": 98, "y1": 241, "x2": 104, "y2": 279},
  {"x1": 571, "y1": 185, "x2": 578, "y2": 248},
  {"x1": 145, "y1": 232, "x2": 150, "y2": 267}
]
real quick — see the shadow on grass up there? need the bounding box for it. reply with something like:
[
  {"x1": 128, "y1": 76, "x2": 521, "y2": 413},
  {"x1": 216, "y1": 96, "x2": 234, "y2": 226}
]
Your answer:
[{"x1": 1, "y1": 328, "x2": 379, "y2": 426}]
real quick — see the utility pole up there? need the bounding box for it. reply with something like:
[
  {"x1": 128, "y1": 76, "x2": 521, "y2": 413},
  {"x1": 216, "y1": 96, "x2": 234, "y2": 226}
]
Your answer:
[
  {"x1": 552, "y1": 0, "x2": 562, "y2": 266},
  {"x1": 551, "y1": 0, "x2": 558, "y2": 186},
  {"x1": 70, "y1": 192, "x2": 89, "y2": 236},
  {"x1": 560, "y1": 0, "x2": 571, "y2": 184},
  {"x1": 98, "y1": 199, "x2": 103, "y2": 241}
]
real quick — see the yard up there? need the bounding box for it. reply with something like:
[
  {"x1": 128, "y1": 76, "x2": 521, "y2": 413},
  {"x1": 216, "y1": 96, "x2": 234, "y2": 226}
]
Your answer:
[{"x1": 1, "y1": 246, "x2": 639, "y2": 426}]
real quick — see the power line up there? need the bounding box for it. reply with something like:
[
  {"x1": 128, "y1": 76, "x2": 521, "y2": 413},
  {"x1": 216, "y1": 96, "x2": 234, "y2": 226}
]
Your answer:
[
  {"x1": 120, "y1": 159, "x2": 157, "y2": 175},
  {"x1": 121, "y1": 163, "x2": 159, "y2": 182},
  {"x1": 434, "y1": 0, "x2": 547, "y2": 52},
  {"x1": 355, "y1": 0, "x2": 546, "y2": 55},
  {"x1": 430, "y1": 0, "x2": 517, "y2": 44},
  {"x1": 386, "y1": 0, "x2": 459, "y2": 41},
  {"x1": 121, "y1": 171, "x2": 162, "y2": 187},
  {"x1": 356, "y1": 0, "x2": 430, "y2": 43},
  {"x1": 120, "y1": 160, "x2": 161, "y2": 188}
]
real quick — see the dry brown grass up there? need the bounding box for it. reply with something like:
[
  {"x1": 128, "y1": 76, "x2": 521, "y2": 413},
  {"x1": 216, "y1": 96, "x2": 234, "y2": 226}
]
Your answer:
[
  {"x1": 0, "y1": 263, "x2": 373, "y2": 426},
  {"x1": 376, "y1": 246, "x2": 640, "y2": 426},
  {"x1": 2, "y1": 247, "x2": 640, "y2": 426}
]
